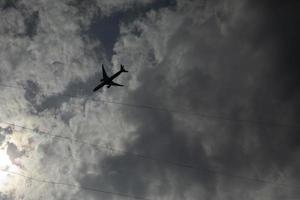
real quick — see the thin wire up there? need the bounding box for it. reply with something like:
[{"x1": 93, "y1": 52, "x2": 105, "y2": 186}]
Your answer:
[
  {"x1": 1, "y1": 169, "x2": 152, "y2": 200},
  {"x1": 12, "y1": 128, "x2": 298, "y2": 194},
  {"x1": 0, "y1": 83, "x2": 298, "y2": 129},
  {"x1": 11, "y1": 130, "x2": 170, "y2": 185},
  {"x1": 1, "y1": 121, "x2": 300, "y2": 190},
  {"x1": 3, "y1": 169, "x2": 300, "y2": 200}
]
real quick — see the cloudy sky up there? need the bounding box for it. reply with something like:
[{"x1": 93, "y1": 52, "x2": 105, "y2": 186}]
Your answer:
[{"x1": 0, "y1": 0, "x2": 299, "y2": 199}]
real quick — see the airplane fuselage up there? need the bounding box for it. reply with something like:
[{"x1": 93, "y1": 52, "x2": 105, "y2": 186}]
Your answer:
[
  {"x1": 103, "y1": 70, "x2": 122, "y2": 87},
  {"x1": 106, "y1": 71, "x2": 122, "y2": 83},
  {"x1": 93, "y1": 65, "x2": 128, "y2": 92},
  {"x1": 109, "y1": 71, "x2": 122, "y2": 80}
]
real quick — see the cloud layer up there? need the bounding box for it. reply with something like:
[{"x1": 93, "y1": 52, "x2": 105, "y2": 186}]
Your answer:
[{"x1": 0, "y1": 0, "x2": 299, "y2": 200}]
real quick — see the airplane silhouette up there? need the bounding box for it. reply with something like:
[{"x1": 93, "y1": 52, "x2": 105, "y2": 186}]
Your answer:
[{"x1": 93, "y1": 64, "x2": 128, "y2": 92}]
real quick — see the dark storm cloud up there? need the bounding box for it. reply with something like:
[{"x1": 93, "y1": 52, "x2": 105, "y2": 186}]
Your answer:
[
  {"x1": 77, "y1": 0, "x2": 300, "y2": 199},
  {"x1": 24, "y1": 11, "x2": 39, "y2": 39},
  {"x1": 245, "y1": 0, "x2": 300, "y2": 187},
  {"x1": 2, "y1": 0, "x2": 297, "y2": 199},
  {"x1": 6, "y1": 142, "x2": 25, "y2": 161},
  {"x1": 0, "y1": 0, "x2": 19, "y2": 10},
  {"x1": 26, "y1": 72, "x2": 100, "y2": 113},
  {"x1": 23, "y1": 79, "x2": 40, "y2": 107},
  {"x1": 88, "y1": 12, "x2": 123, "y2": 60},
  {"x1": 87, "y1": 0, "x2": 176, "y2": 60},
  {"x1": 78, "y1": 108, "x2": 217, "y2": 199},
  {"x1": 247, "y1": 0, "x2": 300, "y2": 115}
]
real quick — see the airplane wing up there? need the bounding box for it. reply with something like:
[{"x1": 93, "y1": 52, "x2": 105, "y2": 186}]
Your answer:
[
  {"x1": 109, "y1": 81, "x2": 124, "y2": 87},
  {"x1": 102, "y1": 64, "x2": 108, "y2": 79}
]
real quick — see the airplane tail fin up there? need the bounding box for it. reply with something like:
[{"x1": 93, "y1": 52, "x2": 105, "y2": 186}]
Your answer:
[{"x1": 120, "y1": 64, "x2": 128, "y2": 72}]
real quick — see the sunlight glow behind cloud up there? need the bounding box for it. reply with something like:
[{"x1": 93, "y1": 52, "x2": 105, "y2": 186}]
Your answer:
[
  {"x1": 0, "y1": 150, "x2": 13, "y2": 184},
  {"x1": 0, "y1": 0, "x2": 299, "y2": 199}
]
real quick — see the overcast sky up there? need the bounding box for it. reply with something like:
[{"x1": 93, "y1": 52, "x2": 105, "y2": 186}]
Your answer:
[{"x1": 0, "y1": 0, "x2": 299, "y2": 199}]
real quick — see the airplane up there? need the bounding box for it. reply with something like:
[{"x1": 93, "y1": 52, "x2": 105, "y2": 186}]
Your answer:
[{"x1": 93, "y1": 64, "x2": 128, "y2": 92}]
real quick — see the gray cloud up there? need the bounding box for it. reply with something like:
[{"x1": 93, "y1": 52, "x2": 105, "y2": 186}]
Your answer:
[
  {"x1": 0, "y1": 0, "x2": 19, "y2": 10},
  {"x1": 24, "y1": 10, "x2": 39, "y2": 39},
  {"x1": 86, "y1": 0, "x2": 176, "y2": 60},
  {"x1": 6, "y1": 142, "x2": 25, "y2": 161},
  {"x1": 77, "y1": 0, "x2": 300, "y2": 199},
  {"x1": 0, "y1": 0, "x2": 299, "y2": 200},
  {"x1": 0, "y1": 193, "x2": 14, "y2": 200}
]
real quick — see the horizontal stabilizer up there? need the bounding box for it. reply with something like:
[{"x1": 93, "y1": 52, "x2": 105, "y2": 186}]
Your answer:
[{"x1": 120, "y1": 64, "x2": 128, "y2": 73}]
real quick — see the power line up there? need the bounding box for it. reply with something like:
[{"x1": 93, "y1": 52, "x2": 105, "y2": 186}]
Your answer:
[
  {"x1": 1, "y1": 84, "x2": 299, "y2": 189},
  {"x1": 2, "y1": 169, "x2": 300, "y2": 200},
  {"x1": 1, "y1": 169, "x2": 152, "y2": 200},
  {"x1": 0, "y1": 83, "x2": 298, "y2": 129},
  {"x1": 11, "y1": 124, "x2": 300, "y2": 194},
  {"x1": 10, "y1": 129, "x2": 173, "y2": 187},
  {"x1": 11, "y1": 128, "x2": 178, "y2": 185},
  {"x1": 1, "y1": 121, "x2": 300, "y2": 190}
]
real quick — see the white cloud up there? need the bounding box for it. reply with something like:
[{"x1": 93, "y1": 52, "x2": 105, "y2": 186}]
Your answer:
[
  {"x1": 0, "y1": 0, "x2": 151, "y2": 197},
  {"x1": 0, "y1": 0, "x2": 299, "y2": 199},
  {"x1": 0, "y1": 0, "x2": 105, "y2": 199}
]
